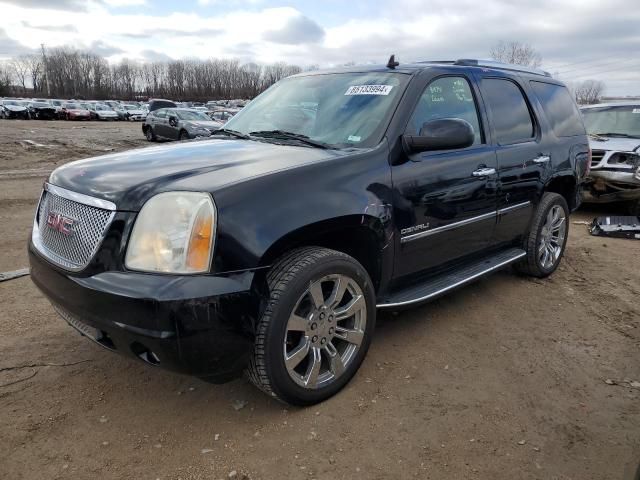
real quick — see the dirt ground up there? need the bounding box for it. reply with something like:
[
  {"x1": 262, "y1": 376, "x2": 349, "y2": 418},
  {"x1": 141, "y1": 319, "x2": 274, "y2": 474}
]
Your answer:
[{"x1": 0, "y1": 120, "x2": 638, "y2": 480}]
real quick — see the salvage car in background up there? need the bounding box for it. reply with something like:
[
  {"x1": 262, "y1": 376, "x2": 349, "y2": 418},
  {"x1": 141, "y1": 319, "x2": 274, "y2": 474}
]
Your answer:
[
  {"x1": 0, "y1": 99, "x2": 30, "y2": 119},
  {"x1": 143, "y1": 108, "x2": 222, "y2": 141},
  {"x1": 581, "y1": 102, "x2": 640, "y2": 215},
  {"x1": 27, "y1": 101, "x2": 57, "y2": 120},
  {"x1": 61, "y1": 102, "x2": 91, "y2": 121},
  {"x1": 87, "y1": 103, "x2": 119, "y2": 121},
  {"x1": 121, "y1": 104, "x2": 146, "y2": 121}
]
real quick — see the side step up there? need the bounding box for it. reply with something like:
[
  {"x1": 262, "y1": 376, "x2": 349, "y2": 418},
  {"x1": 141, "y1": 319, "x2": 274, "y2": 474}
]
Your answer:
[{"x1": 377, "y1": 247, "x2": 526, "y2": 308}]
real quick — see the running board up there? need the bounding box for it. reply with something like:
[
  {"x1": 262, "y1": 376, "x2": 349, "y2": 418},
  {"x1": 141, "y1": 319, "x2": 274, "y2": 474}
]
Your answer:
[{"x1": 377, "y1": 248, "x2": 526, "y2": 308}]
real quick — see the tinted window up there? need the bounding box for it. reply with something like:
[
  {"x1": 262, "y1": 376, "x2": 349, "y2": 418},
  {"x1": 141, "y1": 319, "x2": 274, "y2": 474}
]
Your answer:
[
  {"x1": 176, "y1": 110, "x2": 211, "y2": 121},
  {"x1": 530, "y1": 82, "x2": 585, "y2": 137},
  {"x1": 482, "y1": 78, "x2": 534, "y2": 144},
  {"x1": 409, "y1": 76, "x2": 483, "y2": 145}
]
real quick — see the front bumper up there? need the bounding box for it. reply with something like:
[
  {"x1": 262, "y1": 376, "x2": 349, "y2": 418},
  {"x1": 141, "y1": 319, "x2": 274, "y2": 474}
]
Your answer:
[
  {"x1": 582, "y1": 168, "x2": 640, "y2": 203},
  {"x1": 29, "y1": 244, "x2": 260, "y2": 382}
]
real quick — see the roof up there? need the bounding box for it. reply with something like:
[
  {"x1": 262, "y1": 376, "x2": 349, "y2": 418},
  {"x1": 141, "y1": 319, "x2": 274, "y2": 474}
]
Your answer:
[{"x1": 295, "y1": 58, "x2": 552, "y2": 78}]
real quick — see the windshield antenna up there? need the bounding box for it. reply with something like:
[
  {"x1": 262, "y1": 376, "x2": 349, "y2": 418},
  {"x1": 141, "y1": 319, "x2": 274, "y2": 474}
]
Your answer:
[{"x1": 386, "y1": 54, "x2": 399, "y2": 69}]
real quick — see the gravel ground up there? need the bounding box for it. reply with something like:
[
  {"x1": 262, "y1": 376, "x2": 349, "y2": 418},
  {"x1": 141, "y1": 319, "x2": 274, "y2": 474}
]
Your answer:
[{"x1": 0, "y1": 120, "x2": 639, "y2": 480}]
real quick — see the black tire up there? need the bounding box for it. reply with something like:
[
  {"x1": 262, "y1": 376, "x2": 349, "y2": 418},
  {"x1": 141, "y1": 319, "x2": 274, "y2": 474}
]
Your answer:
[
  {"x1": 246, "y1": 247, "x2": 376, "y2": 406},
  {"x1": 626, "y1": 199, "x2": 640, "y2": 217},
  {"x1": 515, "y1": 192, "x2": 570, "y2": 278},
  {"x1": 179, "y1": 130, "x2": 190, "y2": 141},
  {"x1": 145, "y1": 126, "x2": 156, "y2": 142}
]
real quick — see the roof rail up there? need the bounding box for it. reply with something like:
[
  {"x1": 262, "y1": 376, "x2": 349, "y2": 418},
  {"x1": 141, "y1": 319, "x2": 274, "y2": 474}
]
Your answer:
[{"x1": 453, "y1": 59, "x2": 551, "y2": 77}]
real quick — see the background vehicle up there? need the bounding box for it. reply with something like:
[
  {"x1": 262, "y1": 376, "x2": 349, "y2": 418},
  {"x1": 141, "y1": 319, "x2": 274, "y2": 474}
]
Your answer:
[
  {"x1": 29, "y1": 59, "x2": 589, "y2": 406},
  {"x1": 0, "y1": 99, "x2": 30, "y2": 119},
  {"x1": 87, "y1": 103, "x2": 119, "y2": 121},
  {"x1": 208, "y1": 109, "x2": 238, "y2": 123},
  {"x1": 580, "y1": 102, "x2": 640, "y2": 214},
  {"x1": 27, "y1": 101, "x2": 57, "y2": 120},
  {"x1": 61, "y1": 102, "x2": 91, "y2": 120},
  {"x1": 121, "y1": 104, "x2": 146, "y2": 121},
  {"x1": 143, "y1": 107, "x2": 222, "y2": 141},
  {"x1": 148, "y1": 98, "x2": 177, "y2": 112}
]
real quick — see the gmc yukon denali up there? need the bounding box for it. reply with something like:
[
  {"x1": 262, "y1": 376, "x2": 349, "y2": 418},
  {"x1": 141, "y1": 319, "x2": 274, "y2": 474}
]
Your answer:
[{"x1": 29, "y1": 59, "x2": 590, "y2": 405}]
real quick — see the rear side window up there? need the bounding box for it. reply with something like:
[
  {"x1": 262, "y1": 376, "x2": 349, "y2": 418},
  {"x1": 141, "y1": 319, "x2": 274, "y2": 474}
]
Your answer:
[
  {"x1": 530, "y1": 81, "x2": 586, "y2": 137},
  {"x1": 481, "y1": 78, "x2": 535, "y2": 144},
  {"x1": 154, "y1": 109, "x2": 166, "y2": 118}
]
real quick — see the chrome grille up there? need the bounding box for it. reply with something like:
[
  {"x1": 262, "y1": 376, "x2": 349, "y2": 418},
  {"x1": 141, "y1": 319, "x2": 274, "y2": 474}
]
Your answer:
[
  {"x1": 591, "y1": 150, "x2": 605, "y2": 167},
  {"x1": 35, "y1": 189, "x2": 114, "y2": 270}
]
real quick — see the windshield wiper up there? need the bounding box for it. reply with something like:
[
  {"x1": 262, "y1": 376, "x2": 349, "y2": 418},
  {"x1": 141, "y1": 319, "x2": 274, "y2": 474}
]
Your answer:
[
  {"x1": 211, "y1": 128, "x2": 251, "y2": 139},
  {"x1": 593, "y1": 132, "x2": 639, "y2": 139},
  {"x1": 588, "y1": 133, "x2": 609, "y2": 141},
  {"x1": 248, "y1": 130, "x2": 333, "y2": 149}
]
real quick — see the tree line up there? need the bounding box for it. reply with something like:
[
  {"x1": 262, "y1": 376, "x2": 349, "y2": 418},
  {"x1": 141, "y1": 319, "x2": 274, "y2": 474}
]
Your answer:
[{"x1": 0, "y1": 47, "x2": 304, "y2": 101}]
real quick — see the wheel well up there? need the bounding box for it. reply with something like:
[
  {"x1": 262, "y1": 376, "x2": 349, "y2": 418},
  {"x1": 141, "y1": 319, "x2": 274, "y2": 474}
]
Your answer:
[
  {"x1": 545, "y1": 176, "x2": 577, "y2": 210},
  {"x1": 258, "y1": 222, "x2": 384, "y2": 293}
]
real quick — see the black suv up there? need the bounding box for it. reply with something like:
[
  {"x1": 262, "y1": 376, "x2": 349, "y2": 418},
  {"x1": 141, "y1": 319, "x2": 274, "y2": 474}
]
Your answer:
[{"x1": 29, "y1": 59, "x2": 590, "y2": 405}]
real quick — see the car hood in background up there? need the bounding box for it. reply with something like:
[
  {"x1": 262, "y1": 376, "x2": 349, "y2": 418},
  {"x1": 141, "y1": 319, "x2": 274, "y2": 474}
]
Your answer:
[
  {"x1": 67, "y1": 109, "x2": 90, "y2": 114},
  {"x1": 588, "y1": 136, "x2": 640, "y2": 152},
  {"x1": 3, "y1": 105, "x2": 27, "y2": 112},
  {"x1": 49, "y1": 139, "x2": 352, "y2": 211}
]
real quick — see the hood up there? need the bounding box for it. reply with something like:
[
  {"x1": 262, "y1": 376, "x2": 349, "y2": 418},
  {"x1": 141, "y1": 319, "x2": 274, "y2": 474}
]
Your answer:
[
  {"x1": 126, "y1": 109, "x2": 144, "y2": 114},
  {"x1": 4, "y1": 105, "x2": 27, "y2": 112},
  {"x1": 588, "y1": 136, "x2": 640, "y2": 152},
  {"x1": 68, "y1": 109, "x2": 90, "y2": 114},
  {"x1": 186, "y1": 120, "x2": 222, "y2": 130},
  {"x1": 31, "y1": 105, "x2": 54, "y2": 110},
  {"x1": 49, "y1": 139, "x2": 351, "y2": 211}
]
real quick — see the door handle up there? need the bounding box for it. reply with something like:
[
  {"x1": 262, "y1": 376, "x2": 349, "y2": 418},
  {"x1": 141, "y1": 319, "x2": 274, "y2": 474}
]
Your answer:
[
  {"x1": 533, "y1": 155, "x2": 550, "y2": 164},
  {"x1": 472, "y1": 167, "x2": 496, "y2": 177}
]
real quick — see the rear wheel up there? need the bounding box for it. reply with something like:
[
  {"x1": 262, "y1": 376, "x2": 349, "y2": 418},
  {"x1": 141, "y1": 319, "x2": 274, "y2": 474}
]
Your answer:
[
  {"x1": 246, "y1": 247, "x2": 376, "y2": 406},
  {"x1": 179, "y1": 130, "x2": 190, "y2": 141},
  {"x1": 515, "y1": 192, "x2": 569, "y2": 278}
]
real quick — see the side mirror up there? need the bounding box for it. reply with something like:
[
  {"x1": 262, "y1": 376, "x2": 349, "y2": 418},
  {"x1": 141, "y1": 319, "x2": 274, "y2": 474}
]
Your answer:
[
  {"x1": 403, "y1": 118, "x2": 474, "y2": 154},
  {"x1": 169, "y1": 116, "x2": 177, "y2": 126}
]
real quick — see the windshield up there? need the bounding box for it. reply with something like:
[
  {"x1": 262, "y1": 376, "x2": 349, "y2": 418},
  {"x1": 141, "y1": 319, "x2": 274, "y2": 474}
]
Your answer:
[
  {"x1": 4, "y1": 100, "x2": 26, "y2": 106},
  {"x1": 95, "y1": 104, "x2": 110, "y2": 111},
  {"x1": 224, "y1": 72, "x2": 410, "y2": 148},
  {"x1": 64, "y1": 103, "x2": 83, "y2": 109},
  {"x1": 31, "y1": 102, "x2": 50, "y2": 107},
  {"x1": 124, "y1": 105, "x2": 138, "y2": 111},
  {"x1": 177, "y1": 110, "x2": 211, "y2": 121},
  {"x1": 581, "y1": 106, "x2": 640, "y2": 138}
]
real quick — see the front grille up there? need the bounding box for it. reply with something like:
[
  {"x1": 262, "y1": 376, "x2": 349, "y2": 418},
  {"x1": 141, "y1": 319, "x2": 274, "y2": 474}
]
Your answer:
[
  {"x1": 591, "y1": 150, "x2": 605, "y2": 167},
  {"x1": 35, "y1": 190, "x2": 114, "y2": 270}
]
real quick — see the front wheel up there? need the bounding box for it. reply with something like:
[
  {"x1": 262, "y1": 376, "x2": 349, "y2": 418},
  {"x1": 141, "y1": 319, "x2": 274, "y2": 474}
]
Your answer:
[
  {"x1": 515, "y1": 192, "x2": 569, "y2": 278},
  {"x1": 145, "y1": 126, "x2": 156, "y2": 142},
  {"x1": 246, "y1": 247, "x2": 376, "y2": 406}
]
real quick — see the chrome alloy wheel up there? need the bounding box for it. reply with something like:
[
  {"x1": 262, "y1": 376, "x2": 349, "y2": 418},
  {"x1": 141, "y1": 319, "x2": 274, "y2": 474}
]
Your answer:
[
  {"x1": 538, "y1": 205, "x2": 566, "y2": 269},
  {"x1": 283, "y1": 274, "x2": 367, "y2": 390}
]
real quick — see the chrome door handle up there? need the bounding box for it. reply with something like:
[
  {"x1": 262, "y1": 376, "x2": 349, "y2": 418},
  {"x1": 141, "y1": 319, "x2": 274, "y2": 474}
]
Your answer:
[
  {"x1": 472, "y1": 167, "x2": 496, "y2": 177},
  {"x1": 533, "y1": 155, "x2": 550, "y2": 164}
]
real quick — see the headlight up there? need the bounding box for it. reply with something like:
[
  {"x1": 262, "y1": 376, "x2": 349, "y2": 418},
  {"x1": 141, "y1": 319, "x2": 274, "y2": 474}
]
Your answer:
[{"x1": 125, "y1": 192, "x2": 216, "y2": 274}]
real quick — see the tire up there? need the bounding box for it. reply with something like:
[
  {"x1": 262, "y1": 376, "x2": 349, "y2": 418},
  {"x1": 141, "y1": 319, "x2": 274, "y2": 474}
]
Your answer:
[
  {"x1": 246, "y1": 247, "x2": 376, "y2": 406},
  {"x1": 179, "y1": 130, "x2": 190, "y2": 141},
  {"x1": 515, "y1": 192, "x2": 570, "y2": 278},
  {"x1": 145, "y1": 126, "x2": 156, "y2": 142}
]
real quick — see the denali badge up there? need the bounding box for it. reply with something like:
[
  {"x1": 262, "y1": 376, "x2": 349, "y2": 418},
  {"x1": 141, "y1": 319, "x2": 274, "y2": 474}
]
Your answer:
[
  {"x1": 46, "y1": 212, "x2": 75, "y2": 235},
  {"x1": 401, "y1": 223, "x2": 429, "y2": 235}
]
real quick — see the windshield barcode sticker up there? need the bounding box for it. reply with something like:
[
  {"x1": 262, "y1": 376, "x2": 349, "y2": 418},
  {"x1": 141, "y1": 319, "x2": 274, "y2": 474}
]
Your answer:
[{"x1": 345, "y1": 85, "x2": 393, "y2": 96}]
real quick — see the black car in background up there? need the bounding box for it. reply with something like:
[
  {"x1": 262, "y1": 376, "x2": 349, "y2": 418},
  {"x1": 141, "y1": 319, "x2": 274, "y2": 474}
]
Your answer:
[
  {"x1": 27, "y1": 101, "x2": 57, "y2": 120},
  {"x1": 29, "y1": 59, "x2": 589, "y2": 405},
  {"x1": 143, "y1": 108, "x2": 222, "y2": 141}
]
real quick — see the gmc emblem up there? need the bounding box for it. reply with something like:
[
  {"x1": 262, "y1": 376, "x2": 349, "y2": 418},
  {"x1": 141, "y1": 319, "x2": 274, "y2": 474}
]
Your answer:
[{"x1": 46, "y1": 212, "x2": 75, "y2": 235}]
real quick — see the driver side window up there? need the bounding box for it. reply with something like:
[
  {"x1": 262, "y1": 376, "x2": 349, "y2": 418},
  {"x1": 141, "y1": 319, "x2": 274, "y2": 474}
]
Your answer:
[{"x1": 409, "y1": 76, "x2": 483, "y2": 145}]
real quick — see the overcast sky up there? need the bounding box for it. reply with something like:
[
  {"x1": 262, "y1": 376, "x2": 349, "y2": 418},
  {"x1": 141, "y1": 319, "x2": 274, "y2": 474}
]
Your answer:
[{"x1": 1, "y1": 0, "x2": 638, "y2": 95}]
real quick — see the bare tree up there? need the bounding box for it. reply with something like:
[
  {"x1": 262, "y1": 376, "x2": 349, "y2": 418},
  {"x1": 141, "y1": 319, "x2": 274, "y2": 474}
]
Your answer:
[
  {"x1": 571, "y1": 80, "x2": 605, "y2": 105},
  {"x1": 9, "y1": 55, "x2": 31, "y2": 94},
  {"x1": 489, "y1": 41, "x2": 542, "y2": 68},
  {"x1": 25, "y1": 55, "x2": 42, "y2": 93}
]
